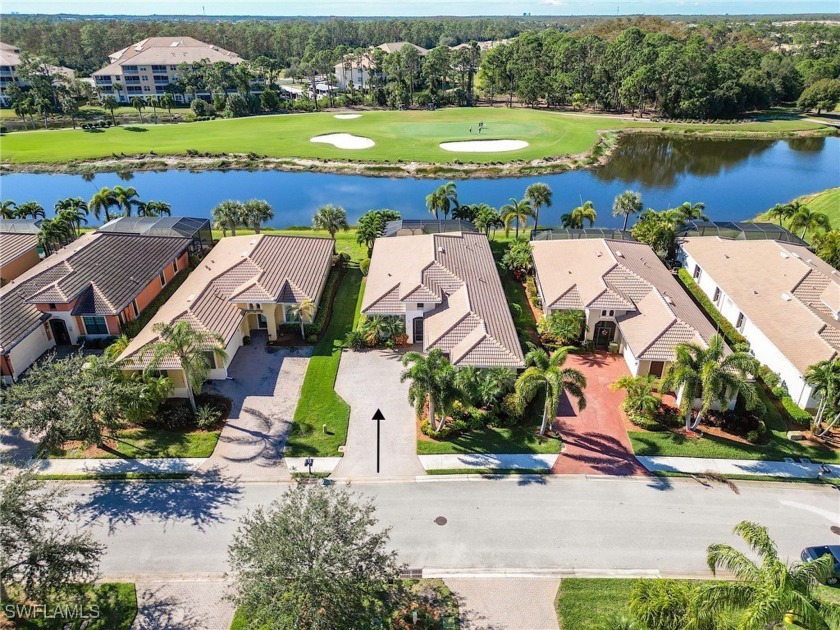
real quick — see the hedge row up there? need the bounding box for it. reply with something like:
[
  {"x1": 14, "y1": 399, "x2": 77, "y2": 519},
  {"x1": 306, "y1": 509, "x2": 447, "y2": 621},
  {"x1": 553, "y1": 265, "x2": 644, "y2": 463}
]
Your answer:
[
  {"x1": 677, "y1": 268, "x2": 748, "y2": 347},
  {"x1": 121, "y1": 263, "x2": 193, "y2": 337}
]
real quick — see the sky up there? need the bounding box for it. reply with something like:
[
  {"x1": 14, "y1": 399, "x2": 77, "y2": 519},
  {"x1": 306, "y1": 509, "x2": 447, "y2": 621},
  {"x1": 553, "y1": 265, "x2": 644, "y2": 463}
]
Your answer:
[{"x1": 4, "y1": 0, "x2": 839, "y2": 16}]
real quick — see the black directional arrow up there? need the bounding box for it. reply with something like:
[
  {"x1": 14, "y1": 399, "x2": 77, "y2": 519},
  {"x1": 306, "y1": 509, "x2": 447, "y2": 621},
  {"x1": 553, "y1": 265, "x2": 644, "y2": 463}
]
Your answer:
[{"x1": 372, "y1": 409, "x2": 385, "y2": 473}]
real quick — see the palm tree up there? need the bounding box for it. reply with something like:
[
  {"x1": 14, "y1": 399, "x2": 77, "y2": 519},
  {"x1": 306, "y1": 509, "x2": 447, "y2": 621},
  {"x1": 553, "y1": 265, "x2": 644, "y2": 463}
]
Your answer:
[
  {"x1": 37, "y1": 218, "x2": 74, "y2": 255},
  {"x1": 500, "y1": 197, "x2": 533, "y2": 239},
  {"x1": 769, "y1": 202, "x2": 794, "y2": 227},
  {"x1": 789, "y1": 205, "x2": 831, "y2": 240},
  {"x1": 425, "y1": 181, "x2": 459, "y2": 230},
  {"x1": 473, "y1": 205, "x2": 502, "y2": 238},
  {"x1": 561, "y1": 201, "x2": 597, "y2": 229},
  {"x1": 89, "y1": 187, "x2": 118, "y2": 222},
  {"x1": 805, "y1": 359, "x2": 840, "y2": 436},
  {"x1": 612, "y1": 190, "x2": 643, "y2": 231},
  {"x1": 54, "y1": 198, "x2": 89, "y2": 236},
  {"x1": 103, "y1": 334, "x2": 133, "y2": 363},
  {"x1": 700, "y1": 521, "x2": 838, "y2": 629},
  {"x1": 212, "y1": 200, "x2": 244, "y2": 237},
  {"x1": 0, "y1": 200, "x2": 17, "y2": 219},
  {"x1": 400, "y1": 349, "x2": 456, "y2": 432},
  {"x1": 525, "y1": 183, "x2": 552, "y2": 234},
  {"x1": 136, "y1": 200, "x2": 172, "y2": 217},
  {"x1": 111, "y1": 185, "x2": 140, "y2": 217},
  {"x1": 514, "y1": 346, "x2": 587, "y2": 436},
  {"x1": 130, "y1": 96, "x2": 145, "y2": 122},
  {"x1": 675, "y1": 201, "x2": 708, "y2": 222},
  {"x1": 610, "y1": 375, "x2": 661, "y2": 419},
  {"x1": 160, "y1": 93, "x2": 175, "y2": 115},
  {"x1": 662, "y1": 335, "x2": 758, "y2": 432},
  {"x1": 312, "y1": 204, "x2": 349, "y2": 252},
  {"x1": 289, "y1": 300, "x2": 316, "y2": 339},
  {"x1": 15, "y1": 201, "x2": 45, "y2": 220},
  {"x1": 55, "y1": 208, "x2": 87, "y2": 240},
  {"x1": 101, "y1": 95, "x2": 117, "y2": 125},
  {"x1": 242, "y1": 199, "x2": 275, "y2": 234},
  {"x1": 143, "y1": 321, "x2": 228, "y2": 412}
]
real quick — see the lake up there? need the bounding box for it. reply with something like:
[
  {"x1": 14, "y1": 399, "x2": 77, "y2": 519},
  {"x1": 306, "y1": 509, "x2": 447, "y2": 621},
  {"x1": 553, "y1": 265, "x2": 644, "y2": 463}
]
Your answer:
[{"x1": 1, "y1": 134, "x2": 838, "y2": 228}]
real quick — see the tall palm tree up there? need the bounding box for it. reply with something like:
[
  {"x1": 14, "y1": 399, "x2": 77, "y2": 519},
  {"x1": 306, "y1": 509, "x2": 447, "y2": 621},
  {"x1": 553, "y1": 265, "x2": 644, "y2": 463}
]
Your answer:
[
  {"x1": 675, "y1": 201, "x2": 708, "y2": 222},
  {"x1": 212, "y1": 200, "x2": 244, "y2": 237},
  {"x1": 15, "y1": 201, "x2": 45, "y2": 220},
  {"x1": 111, "y1": 185, "x2": 140, "y2": 217},
  {"x1": 37, "y1": 218, "x2": 74, "y2": 256},
  {"x1": 769, "y1": 202, "x2": 794, "y2": 227},
  {"x1": 525, "y1": 183, "x2": 552, "y2": 234},
  {"x1": 701, "y1": 521, "x2": 839, "y2": 629},
  {"x1": 561, "y1": 201, "x2": 597, "y2": 229},
  {"x1": 612, "y1": 190, "x2": 643, "y2": 231},
  {"x1": 514, "y1": 346, "x2": 587, "y2": 436},
  {"x1": 805, "y1": 359, "x2": 840, "y2": 435},
  {"x1": 425, "y1": 182, "x2": 459, "y2": 229},
  {"x1": 662, "y1": 334, "x2": 758, "y2": 432},
  {"x1": 89, "y1": 187, "x2": 118, "y2": 222},
  {"x1": 242, "y1": 199, "x2": 275, "y2": 234},
  {"x1": 130, "y1": 96, "x2": 145, "y2": 122},
  {"x1": 101, "y1": 95, "x2": 118, "y2": 125},
  {"x1": 312, "y1": 204, "x2": 349, "y2": 252},
  {"x1": 0, "y1": 200, "x2": 18, "y2": 219},
  {"x1": 136, "y1": 200, "x2": 172, "y2": 217},
  {"x1": 160, "y1": 93, "x2": 175, "y2": 115},
  {"x1": 789, "y1": 205, "x2": 831, "y2": 240},
  {"x1": 54, "y1": 198, "x2": 89, "y2": 236},
  {"x1": 500, "y1": 197, "x2": 533, "y2": 239},
  {"x1": 143, "y1": 321, "x2": 228, "y2": 412},
  {"x1": 55, "y1": 208, "x2": 87, "y2": 240},
  {"x1": 289, "y1": 300, "x2": 316, "y2": 339},
  {"x1": 473, "y1": 205, "x2": 502, "y2": 238},
  {"x1": 400, "y1": 349, "x2": 456, "y2": 432}
]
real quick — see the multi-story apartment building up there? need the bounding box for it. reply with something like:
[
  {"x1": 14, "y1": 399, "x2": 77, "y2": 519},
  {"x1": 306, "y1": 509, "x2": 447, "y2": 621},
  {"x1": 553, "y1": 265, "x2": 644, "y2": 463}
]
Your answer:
[
  {"x1": 0, "y1": 41, "x2": 75, "y2": 106},
  {"x1": 91, "y1": 37, "x2": 246, "y2": 104}
]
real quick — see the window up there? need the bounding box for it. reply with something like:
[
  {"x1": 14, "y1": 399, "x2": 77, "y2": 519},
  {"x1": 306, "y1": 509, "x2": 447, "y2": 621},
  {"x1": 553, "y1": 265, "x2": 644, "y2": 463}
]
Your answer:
[
  {"x1": 713, "y1": 288, "x2": 721, "y2": 303},
  {"x1": 48, "y1": 303, "x2": 56, "y2": 310},
  {"x1": 132, "y1": 300, "x2": 140, "y2": 317},
  {"x1": 417, "y1": 303, "x2": 425, "y2": 308},
  {"x1": 172, "y1": 261, "x2": 178, "y2": 274},
  {"x1": 601, "y1": 310, "x2": 607, "y2": 316},
  {"x1": 83, "y1": 316, "x2": 108, "y2": 335},
  {"x1": 736, "y1": 313, "x2": 745, "y2": 330},
  {"x1": 608, "y1": 310, "x2": 614, "y2": 317},
  {"x1": 159, "y1": 271, "x2": 167, "y2": 287},
  {"x1": 202, "y1": 351, "x2": 217, "y2": 369},
  {"x1": 693, "y1": 265, "x2": 702, "y2": 281},
  {"x1": 118, "y1": 313, "x2": 125, "y2": 325},
  {"x1": 285, "y1": 304, "x2": 300, "y2": 323}
]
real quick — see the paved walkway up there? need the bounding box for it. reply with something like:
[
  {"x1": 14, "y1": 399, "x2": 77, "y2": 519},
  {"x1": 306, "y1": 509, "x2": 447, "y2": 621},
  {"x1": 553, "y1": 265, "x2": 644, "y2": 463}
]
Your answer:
[
  {"x1": 26, "y1": 457, "x2": 207, "y2": 476},
  {"x1": 445, "y1": 577, "x2": 561, "y2": 630},
  {"x1": 638, "y1": 456, "x2": 840, "y2": 479},
  {"x1": 551, "y1": 352, "x2": 648, "y2": 476},
  {"x1": 419, "y1": 454, "x2": 557, "y2": 472},
  {"x1": 331, "y1": 349, "x2": 425, "y2": 479},
  {"x1": 202, "y1": 333, "x2": 311, "y2": 481},
  {"x1": 0, "y1": 429, "x2": 38, "y2": 464},
  {"x1": 132, "y1": 580, "x2": 235, "y2": 630}
]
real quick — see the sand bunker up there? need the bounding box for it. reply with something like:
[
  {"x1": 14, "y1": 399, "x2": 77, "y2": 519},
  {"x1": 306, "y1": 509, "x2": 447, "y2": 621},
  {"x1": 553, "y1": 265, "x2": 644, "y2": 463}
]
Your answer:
[
  {"x1": 310, "y1": 133, "x2": 375, "y2": 149},
  {"x1": 439, "y1": 139, "x2": 529, "y2": 153},
  {"x1": 333, "y1": 113, "x2": 362, "y2": 119}
]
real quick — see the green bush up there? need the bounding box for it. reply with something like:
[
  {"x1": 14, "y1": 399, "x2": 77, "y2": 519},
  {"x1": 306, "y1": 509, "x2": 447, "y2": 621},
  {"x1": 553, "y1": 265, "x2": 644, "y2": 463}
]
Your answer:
[
  {"x1": 677, "y1": 268, "x2": 748, "y2": 347},
  {"x1": 781, "y1": 396, "x2": 812, "y2": 425},
  {"x1": 122, "y1": 264, "x2": 192, "y2": 337},
  {"x1": 360, "y1": 258, "x2": 371, "y2": 276}
]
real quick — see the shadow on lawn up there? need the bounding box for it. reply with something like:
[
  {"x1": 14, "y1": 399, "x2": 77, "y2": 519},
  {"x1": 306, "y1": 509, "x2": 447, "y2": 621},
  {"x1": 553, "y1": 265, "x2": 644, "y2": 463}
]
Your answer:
[{"x1": 77, "y1": 466, "x2": 242, "y2": 534}]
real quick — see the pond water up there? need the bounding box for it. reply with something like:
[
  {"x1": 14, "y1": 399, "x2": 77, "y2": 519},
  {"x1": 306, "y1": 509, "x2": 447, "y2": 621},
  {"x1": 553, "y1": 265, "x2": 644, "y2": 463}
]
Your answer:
[{"x1": 1, "y1": 134, "x2": 837, "y2": 228}]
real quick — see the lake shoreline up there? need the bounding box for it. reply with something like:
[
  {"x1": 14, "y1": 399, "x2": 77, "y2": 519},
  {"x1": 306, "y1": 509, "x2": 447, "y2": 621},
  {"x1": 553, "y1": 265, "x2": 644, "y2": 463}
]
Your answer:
[{"x1": 1, "y1": 126, "x2": 834, "y2": 180}]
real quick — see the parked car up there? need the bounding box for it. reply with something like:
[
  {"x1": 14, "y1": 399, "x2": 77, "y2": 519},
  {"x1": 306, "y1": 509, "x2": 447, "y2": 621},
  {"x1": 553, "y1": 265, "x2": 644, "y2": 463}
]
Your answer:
[{"x1": 801, "y1": 545, "x2": 840, "y2": 584}]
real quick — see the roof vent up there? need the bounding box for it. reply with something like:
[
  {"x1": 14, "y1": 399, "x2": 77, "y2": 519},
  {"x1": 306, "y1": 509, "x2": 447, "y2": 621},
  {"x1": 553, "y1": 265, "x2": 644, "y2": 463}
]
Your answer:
[
  {"x1": 780, "y1": 251, "x2": 791, "y2": 259},
  {"x1": 595, "y1": 250, "x2": 602, "y2": 257},
  {"x1": 615, "y1": 250, "x2": 623, "y2": 258},
  {"x1": 781, "y1": 293, "x2": 792, "y2": 301},
  {"x1": 791, "y1": 252, "x2": 802, "y2": 259},
  {"x1": 186, "y1": 293, "x2": 195, "y2": 302},
  {"x1": 663, "y1": 294, "x2": 674, "y2": 305},
  {"x1": 437, "y1": 246, "x2": 445, "y2": 253}
]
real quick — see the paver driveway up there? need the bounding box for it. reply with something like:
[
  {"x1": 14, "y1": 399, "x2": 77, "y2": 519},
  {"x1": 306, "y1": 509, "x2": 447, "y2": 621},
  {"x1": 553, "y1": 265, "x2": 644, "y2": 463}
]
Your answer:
[
  {"x1": 446, "y1": 577, "x2": 561, "y2": 630},
  {"x1": 331, "y1": 349, "x2": 425, "y2": 479},
  {"x1": 202, "y1": 333, "x2": 311, "y2": 481},
  {"x1": 552, "y1": 352, "x2": 647, "y2": 476}
]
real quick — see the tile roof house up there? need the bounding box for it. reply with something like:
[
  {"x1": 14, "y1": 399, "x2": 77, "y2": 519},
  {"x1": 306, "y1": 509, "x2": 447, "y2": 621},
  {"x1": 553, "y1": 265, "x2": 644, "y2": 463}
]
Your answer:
[
  {"x1": 91, "y1": 37, "x2": 248, "y2": 104},
  {"x1": 531, "y1": 238, "x2": 719, "y2": 379},
  {"x1": 0, "y1": 220, "x2": 41, "y2": 284},
  {"x1": 0, "y1": 231, "x2": 192, "y2": 383},
  {"x1": 334, "y1": 42, "x2": 429, "y2": 90},
  {"x1": 117, "y1": 235, "x2": 334, "y2": 398},
  {"x1": 679, "y1": 237, "x2": 840, "y2": 409},
  {"x1": 362, "y1": 232, "x2": 524, "y2": 368},
  {"x1": 0, "y1": 41, "x2": 75, "y2": 106}
]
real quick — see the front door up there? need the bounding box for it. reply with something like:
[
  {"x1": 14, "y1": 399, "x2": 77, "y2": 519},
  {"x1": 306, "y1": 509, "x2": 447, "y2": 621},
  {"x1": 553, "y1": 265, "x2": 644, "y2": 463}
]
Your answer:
[
  {"x1": 593, "y1": 320, "x2": 616, "y2": 350},
  {"x1": 649, "y1": 361, "x2": 666, "y2": 378},
  {"x1": 257, "y1": 314, "x2": 268, "y2": 329},
  {"x1": 49, "y1": 319, "x2": 71, "y2": 346},
  {"x1": 412, "y1": 317, "x2": 424, "y2": 344}
]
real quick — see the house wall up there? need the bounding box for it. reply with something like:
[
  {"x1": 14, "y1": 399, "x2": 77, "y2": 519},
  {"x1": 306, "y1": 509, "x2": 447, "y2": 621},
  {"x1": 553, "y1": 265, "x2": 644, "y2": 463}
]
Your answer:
[
  {"x1": 2, "y1": 322, "x2": 54, "y2": 383},
  {"x1": 334, "y1": 62, "x2": 371, "y2": 90},
  {"x1": 0, "y1": 248, "x2": 40, "y2": 284},
  {"x1": 405, "y1": 303, "x2": 436, "y2": 344},
  {"x1": 33, "y1": 301, "x2": 82, "y2": 344},
  {"x1": 681, "y1": 249, "x2": 817, "y2": 409}
]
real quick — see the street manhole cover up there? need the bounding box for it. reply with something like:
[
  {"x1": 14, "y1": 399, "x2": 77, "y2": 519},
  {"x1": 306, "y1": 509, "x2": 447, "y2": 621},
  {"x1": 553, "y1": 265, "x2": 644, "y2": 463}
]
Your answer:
[
  {"x1": 831, "y1": 526, "x2": 840, "y2": 536},
  {"x1": 434, "y1": 516, "x2": 447, "y2": 526}
]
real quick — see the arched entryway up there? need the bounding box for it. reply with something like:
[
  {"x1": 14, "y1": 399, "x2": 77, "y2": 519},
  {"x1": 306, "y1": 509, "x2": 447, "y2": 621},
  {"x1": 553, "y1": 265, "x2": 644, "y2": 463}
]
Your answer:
[
  {"x1": 592, "y1": 320, "x2": 616, "y2": 350},
  {"x1": 49, "y1": 319, "x2": 71, "y2": 346}
]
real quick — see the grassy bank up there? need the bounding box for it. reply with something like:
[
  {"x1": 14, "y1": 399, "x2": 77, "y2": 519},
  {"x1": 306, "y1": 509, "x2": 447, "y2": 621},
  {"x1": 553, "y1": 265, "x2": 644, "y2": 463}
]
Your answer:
[
  {"x1": 286, "y1": 268, "x2": 363, "y2": 457},
  {"x1": 47, "y1": 427, "x2": 221, "y2": 459},
  {"x1": 755, "y1": 187, "x2": 840, "y2": 232},
  {"x1": 417, "y1": 424, "x2": 562, "y2": 455},
  {"x1": 211, "y1": 227, "x2": 367, "y2": 262},
  {"x1": 11, "y1": 583, "x2": 137, "y2": 630},
  {"x1": 2, "y1": 108, "x2": 829, "y2": 168}
]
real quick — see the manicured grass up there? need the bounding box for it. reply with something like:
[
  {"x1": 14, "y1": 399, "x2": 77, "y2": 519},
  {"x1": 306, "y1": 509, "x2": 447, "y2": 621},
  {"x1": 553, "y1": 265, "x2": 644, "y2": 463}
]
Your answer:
[
  {"x1": 417, "y1": 425, "x2": 562, "y2": 455},
  {"x1": 211, "y1": 227, "x2": 367, "y2": 262},
  {"x1": 12, "y1": 582, "x2": 137, "y2": 630},
  {"x1": 47, "y1": 427, "x2": 221, "y2": 459},
  {"x1": 286, "y1": 268, "x2": 362, "y2": 457},
  {"x1": 755, "y1": 187, "x2": 840, "y2": 232},
  {"x1": 489, "y1": 239, "x2": 539, "y2": 344},
  {"x1": 2, "y1": 108, "x2": 828, "y2": 165},
  {"x1": 555, "y1": 578, "x2": 637, "y2": 630}
]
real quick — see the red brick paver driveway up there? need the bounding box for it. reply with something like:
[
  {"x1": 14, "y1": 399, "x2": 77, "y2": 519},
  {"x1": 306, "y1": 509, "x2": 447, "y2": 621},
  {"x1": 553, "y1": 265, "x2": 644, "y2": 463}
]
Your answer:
[{"x1": 551, "y1": 351, "x2": 648, "y2": 476}]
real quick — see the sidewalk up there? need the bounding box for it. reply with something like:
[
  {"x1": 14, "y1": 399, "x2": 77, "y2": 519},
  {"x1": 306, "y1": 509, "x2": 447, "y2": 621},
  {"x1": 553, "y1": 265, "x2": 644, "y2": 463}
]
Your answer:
[
  {"x1": 419, "y1": 454, "x2": 557, "y2": 472},
  {"x1": 27, "y1": 457, "x2": 208, "y2": 476},
  {"x1": 637, "y1": 456, "x2": 840, "y2": 479}
]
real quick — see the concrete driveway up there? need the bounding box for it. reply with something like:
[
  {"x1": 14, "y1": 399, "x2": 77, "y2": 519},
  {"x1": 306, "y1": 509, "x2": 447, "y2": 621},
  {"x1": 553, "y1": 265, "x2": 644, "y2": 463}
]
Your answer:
[
  {"x1": 202, "y1": 333, "x2": 311, "y2": 481},
  {"x1": 331, "y1": 349, "x2": 425, "y2": 479}
]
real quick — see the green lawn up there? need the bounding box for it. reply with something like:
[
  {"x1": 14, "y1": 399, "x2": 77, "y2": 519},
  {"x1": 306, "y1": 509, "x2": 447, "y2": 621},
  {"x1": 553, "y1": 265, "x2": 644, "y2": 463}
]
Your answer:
[
  {"x1": 12, "y1": 583, "x2": 137, "y2": 630},
  {"x1": 417, "y1": 425, "x2": 561, "y2": 455},
  {"x1": 1, "y1": 108, "x2": 828, "y2": 165},
  {"x1": 212, "y1": 227, "x2": 367, "y2": 262},
  {"x1": 755, "y1": 187, "x2": 840, "y2": 232},
  {"x1": 47, "y1": 427, "x2": 221, "y2": 459},
  {"x1": 286, "y1": 268, "x2": 363, "y2": 457}
]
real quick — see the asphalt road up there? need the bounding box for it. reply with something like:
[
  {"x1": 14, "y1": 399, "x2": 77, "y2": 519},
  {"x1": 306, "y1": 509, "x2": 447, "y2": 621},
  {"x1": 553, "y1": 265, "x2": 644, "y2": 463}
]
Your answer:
[{"x1": 64, "y1": 475, "x2": 840, "y2": 579}]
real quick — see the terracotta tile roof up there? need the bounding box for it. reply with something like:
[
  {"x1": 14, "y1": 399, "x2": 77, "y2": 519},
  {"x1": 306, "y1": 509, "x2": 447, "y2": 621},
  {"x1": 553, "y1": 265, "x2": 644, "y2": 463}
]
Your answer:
[
  {"x1": 681, "y1": 237, "x2": 840, "y2": 373},
  {"x1": 532, "y1": 239, "x2": 718, "y2": 362},
  {"x1": 0, "y1": 232, "x2": 38, "y2": 268},
  {"x1": 0, "y1": 41, "x2": 74, "y2": 78},
  {"x1": 362, "y1": 232, "x2": 524, "y2": 368},
  {"x1": 118, "y1": 235, "x2": 334, "y2": 369},
  {"x1": 93, "y1": 37, "x2": 242, "y2": 76}
]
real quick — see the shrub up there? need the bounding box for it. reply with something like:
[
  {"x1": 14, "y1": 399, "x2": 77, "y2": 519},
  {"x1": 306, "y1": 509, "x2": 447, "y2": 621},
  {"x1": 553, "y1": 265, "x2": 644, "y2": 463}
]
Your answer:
[
  {"x1": 190, "y1": 98, "x2": 210, "y2": 117},
  {"x1": 157, "y1": 400, "x2": 195, "y2": 429},
  {"x1": 360, "y1": 258, "x2": 371, "y2": 276},
  {"x1": 343, "y1": 329, "x2": 367, "y2": 350},
  {"x1": 677, "y1": 269, "x2": 748, "y2": 347},
  {"x1": 195, "y1": 404, "x2": 221, "y2": 430},
  {"x1": 781, "y1": 396, "x2": 812, "y2": 425}
]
